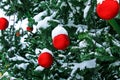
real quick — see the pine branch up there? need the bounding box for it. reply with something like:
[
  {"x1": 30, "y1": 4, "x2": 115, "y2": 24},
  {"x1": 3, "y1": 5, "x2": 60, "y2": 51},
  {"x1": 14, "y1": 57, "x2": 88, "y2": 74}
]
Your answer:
[{"x1": 108, "y1": 19, "x2": 120, "y2": 35}]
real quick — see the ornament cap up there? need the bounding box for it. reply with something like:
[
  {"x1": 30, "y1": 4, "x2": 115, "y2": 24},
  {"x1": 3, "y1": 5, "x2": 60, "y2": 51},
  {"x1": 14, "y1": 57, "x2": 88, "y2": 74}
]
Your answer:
[
  {"x1": 97, "y1": 0, "x2": 119, "y2": 4},
  {"x1": 41, "y1": 48, "x2": 53, "y2": 56},
  {"x1": 52, "y1": 25, "x2": 68, "y2": 39}
]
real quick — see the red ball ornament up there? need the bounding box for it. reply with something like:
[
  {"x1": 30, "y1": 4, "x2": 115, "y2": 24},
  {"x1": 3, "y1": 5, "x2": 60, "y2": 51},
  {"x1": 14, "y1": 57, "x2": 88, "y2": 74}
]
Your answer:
[
  {"x1": 0, "y1": 17, "x2": 9, "y2": 30},
  {"x1": 26, "y1": 26, "x2": 33, "y2": 32},
  {"x1": 16, "y1": 31, "x2": 20, "y2": 37},
  {"x1": 52, "y1": 25, "x2": 70, "y2": 50},
  {"x1": 96, "y1": 0, "x2": 119, "y2": 20},
  {"x1": 52, "y1": 34, "x2": 70, "y2": 50},
  {"x1": 38, "y1": 52, "x2": 53, "y2": 68}
]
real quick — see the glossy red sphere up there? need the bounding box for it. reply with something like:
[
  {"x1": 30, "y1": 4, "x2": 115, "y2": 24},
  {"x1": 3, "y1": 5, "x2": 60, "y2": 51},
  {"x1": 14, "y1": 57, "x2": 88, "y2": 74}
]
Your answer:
[
  {"x1": 52, "y1": 34, "x2": 70, "y2": 50},
  {"x1": 16, "y1": 31, "x2": 20, "y2": 37},
  {"x1": 96, "y1": 0, "x2": 119, "y2": 20},
  {"x1": 0, "y1": 17, "x2": 9, "y2": 30},
  {"x1": 38, "y1": 52, "x2": 53, "y2": 68},
  {"x1": 26, "y1": 26, "x2": 33, "y2": 32}
]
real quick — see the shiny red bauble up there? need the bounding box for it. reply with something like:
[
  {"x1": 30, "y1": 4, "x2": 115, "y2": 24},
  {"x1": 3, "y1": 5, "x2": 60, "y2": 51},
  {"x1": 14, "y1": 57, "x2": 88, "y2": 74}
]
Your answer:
[
  {"x1": 26, "y1": 26, "x2": 33, "y2": 32},
  {"x1": 38, "y1": 52, "x2": 53, "y2": 68},
  {"x1": 16, "y1": 31, "x2": 20, "y2": 37},
  {"x1": 52, "y1": 34, "x2": 70, "y2": 50},
  {"x1": 96, "y1": 0, "x2": 119, "y2": 20},
  {"x1": 0, "y1": 17, "x2": 9, "y2": 30}
]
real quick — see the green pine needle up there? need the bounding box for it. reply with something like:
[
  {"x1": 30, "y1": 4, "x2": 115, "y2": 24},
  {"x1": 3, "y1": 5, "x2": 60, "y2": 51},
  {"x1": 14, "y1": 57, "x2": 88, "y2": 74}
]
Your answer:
[{"x1": 108, "y1": 19, "x2": 120, "y2": 35}]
